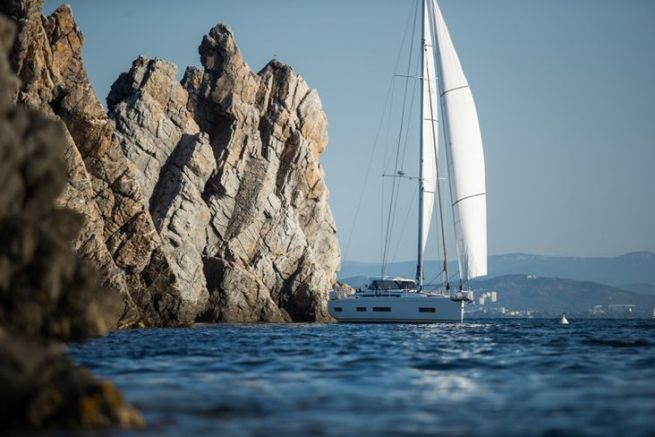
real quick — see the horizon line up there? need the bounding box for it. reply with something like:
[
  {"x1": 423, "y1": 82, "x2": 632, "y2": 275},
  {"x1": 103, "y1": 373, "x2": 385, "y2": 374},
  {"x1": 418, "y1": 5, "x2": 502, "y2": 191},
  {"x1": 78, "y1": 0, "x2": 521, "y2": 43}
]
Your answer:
[{"x1": 341, "y1": 250, "x2": 655, "y2": 264}]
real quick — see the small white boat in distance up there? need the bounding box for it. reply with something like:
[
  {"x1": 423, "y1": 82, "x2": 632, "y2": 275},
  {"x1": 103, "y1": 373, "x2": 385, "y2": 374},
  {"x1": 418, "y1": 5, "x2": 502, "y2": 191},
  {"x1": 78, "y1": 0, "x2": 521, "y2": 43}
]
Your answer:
[
  {"x1": 329, "y1": 278, "x2": 473, "y2": 323},
  {"x1": 559, "y1": 312, "x2": 569, "y2": 325}
]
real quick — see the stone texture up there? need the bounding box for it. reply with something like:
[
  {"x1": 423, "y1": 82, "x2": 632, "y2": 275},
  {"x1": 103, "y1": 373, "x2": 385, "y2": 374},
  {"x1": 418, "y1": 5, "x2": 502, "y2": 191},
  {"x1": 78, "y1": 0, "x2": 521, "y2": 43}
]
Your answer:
[
  {"x1": 0, "y1": 15, "x2": 141, "y2": 428},
  {"x1": 0, "y1": 1, "x2": 202, "y2": 327},
  {"x1": 2, "y1": 0, "x2": 340, "y2": 325},
  {"x1": 0, "y1": 110, "x2": 117, "y2": 339},
  {"x1": 108, "y1": 56, "x2": 215, "y2": 322},
  {"x1": 56, "y1": 129, "x2": 138, "y2": 327},
  {"x1": 105, "y1": 24, "x2": 341, "y2": 322},
  {"x1": 182, "y1": 25, "x2": 340, "y2": 322}
]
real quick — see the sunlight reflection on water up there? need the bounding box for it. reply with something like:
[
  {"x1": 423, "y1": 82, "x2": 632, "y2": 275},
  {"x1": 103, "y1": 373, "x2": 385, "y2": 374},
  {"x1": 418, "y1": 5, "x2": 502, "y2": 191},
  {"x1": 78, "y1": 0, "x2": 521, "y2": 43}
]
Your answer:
[{"x1": 69, "y1": 319, "x2": 655, "y2": 435}]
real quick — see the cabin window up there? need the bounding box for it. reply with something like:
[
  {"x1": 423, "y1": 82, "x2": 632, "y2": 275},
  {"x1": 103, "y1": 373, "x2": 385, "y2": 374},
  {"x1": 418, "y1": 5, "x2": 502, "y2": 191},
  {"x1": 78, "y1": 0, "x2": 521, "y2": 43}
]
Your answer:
[
  {"x1": 372, "y1": 307, "x2": 391, "y2": 312},
  {"x1": 370, "y1": 279, "x2": 417, "y2": 290},
  {"x1": 419, "y1": 307, "x2": 436, "y2": 313},
  {"x1": 334, "y1": 307, "x2": 343, "y2": 312},
  {"x1": 356, "y1": 307, "x2": 367, "y2": 312}
]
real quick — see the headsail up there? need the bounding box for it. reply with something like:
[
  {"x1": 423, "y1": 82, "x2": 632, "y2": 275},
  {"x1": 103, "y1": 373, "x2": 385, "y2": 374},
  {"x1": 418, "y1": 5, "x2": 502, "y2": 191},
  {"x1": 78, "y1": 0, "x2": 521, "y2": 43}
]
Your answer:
[
  {"x1": 417, "y1": 0, "x2": 439, "y2": 284},
  {"x1": 431, "y1": 0, "x2": 487, "y2": 281}
]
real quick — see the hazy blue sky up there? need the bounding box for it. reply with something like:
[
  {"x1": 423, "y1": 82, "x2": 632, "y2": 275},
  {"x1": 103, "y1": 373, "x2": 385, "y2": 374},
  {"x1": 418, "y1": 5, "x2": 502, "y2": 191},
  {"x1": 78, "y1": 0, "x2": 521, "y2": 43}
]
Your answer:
[{"x1": 44, "y1": 0, "x2": 655, "y2": 262}]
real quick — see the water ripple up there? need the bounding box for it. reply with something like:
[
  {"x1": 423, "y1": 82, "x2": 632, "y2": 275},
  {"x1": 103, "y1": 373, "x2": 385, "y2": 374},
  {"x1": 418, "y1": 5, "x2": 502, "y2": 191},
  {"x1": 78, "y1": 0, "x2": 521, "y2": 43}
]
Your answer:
[{"x1": 68, "y1": 319, "x2": 655, "y2": 436}]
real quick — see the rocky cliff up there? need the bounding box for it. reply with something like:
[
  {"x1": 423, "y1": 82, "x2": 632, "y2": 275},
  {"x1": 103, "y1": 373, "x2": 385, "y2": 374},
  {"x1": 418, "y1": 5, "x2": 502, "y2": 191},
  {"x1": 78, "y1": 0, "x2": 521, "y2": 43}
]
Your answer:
[
  {"x1": 1, "y1": 0, "x2": 340, "y2": 325},
  {"x1": 109, "y1": 24, "x2": 340, "y2": 322},
  {"x1": 1, "y1": 0, "x2": 186, "y2": 326},
  {"x1": 0, "y1": 14, "x2": 141, "y2": 429}
]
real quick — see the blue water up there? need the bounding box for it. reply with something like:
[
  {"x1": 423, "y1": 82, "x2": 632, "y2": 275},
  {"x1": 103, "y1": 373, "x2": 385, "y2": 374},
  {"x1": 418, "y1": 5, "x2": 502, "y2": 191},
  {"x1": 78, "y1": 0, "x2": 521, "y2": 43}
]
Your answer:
[{"x1": 69, "y1": 319, "x2": 655, "y2": 436}]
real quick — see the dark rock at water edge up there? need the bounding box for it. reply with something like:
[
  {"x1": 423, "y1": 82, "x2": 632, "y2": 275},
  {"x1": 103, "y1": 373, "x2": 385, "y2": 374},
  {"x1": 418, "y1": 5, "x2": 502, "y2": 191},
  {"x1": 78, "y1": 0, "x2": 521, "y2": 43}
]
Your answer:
[
  {"x1": 0, "y1": 12, "x2": 141, "y2": 430},
  {"x1": 0, "y1": 332, "x2": 141, "y2": 429}
]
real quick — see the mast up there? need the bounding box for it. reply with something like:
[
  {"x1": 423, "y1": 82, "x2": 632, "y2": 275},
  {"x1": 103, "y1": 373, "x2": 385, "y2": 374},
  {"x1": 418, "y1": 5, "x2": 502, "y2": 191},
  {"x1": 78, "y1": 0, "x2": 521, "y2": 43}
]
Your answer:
[
  {"x1": 416, "y1": 0, "x2": 426, "y2": 288},
  {"x1": 417, "y1": 0, "x2": 449, "y2": 291}
]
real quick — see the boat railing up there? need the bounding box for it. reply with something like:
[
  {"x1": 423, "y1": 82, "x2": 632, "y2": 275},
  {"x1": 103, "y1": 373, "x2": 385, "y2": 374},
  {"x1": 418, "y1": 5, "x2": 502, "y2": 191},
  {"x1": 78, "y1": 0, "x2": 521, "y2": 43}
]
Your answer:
[
  {"x1": 330, "y1": 286, "x2": 350, "y2": 300},
  {"x1": 450, "y1": 290, "x2": 474, "y2": 303},
  {"x1": 358, "y1": 289, "x2": 404, "y2": 297},
  {"x1": 331, "y1": 287, "x2": 463, "y2": 299},
  {"x1": 422, "y1": 289, "x2": 450, "y2": 297}
]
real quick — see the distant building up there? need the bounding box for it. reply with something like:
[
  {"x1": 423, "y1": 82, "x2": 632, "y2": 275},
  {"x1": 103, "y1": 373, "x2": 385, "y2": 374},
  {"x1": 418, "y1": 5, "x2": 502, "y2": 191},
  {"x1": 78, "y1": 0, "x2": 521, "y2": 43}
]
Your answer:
[
  {"x1": 591, "y1": 305, "x2": 605, "y2": 315},
  {"x1": 607, "y1": 304, "x2": 636, "y2": 315}
]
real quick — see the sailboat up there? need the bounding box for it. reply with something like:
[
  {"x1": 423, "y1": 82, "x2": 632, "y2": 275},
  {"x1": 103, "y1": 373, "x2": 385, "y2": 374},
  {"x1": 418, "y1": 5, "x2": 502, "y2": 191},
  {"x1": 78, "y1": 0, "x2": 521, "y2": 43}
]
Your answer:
[{"x1": 328, "y1": 0, "x2": 486, "y2": 323}]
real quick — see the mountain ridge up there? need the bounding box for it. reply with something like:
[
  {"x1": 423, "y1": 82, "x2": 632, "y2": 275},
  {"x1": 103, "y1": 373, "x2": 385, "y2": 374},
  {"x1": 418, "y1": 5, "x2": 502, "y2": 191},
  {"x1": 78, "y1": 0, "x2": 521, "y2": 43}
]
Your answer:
[
  {"x1": 470, "y1": 274, "x2": 655, "y2": 317},
  {"x1": 340, "y1": 251, "x2": 655, "y2": 287}
]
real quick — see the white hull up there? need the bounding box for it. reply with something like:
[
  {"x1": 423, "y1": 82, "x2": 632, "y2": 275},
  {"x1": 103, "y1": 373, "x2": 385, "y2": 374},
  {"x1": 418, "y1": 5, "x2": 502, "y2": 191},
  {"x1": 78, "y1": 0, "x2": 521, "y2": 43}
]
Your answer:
[{"x1": 328, "y1": 292, "x2": 464, "y2": 323}]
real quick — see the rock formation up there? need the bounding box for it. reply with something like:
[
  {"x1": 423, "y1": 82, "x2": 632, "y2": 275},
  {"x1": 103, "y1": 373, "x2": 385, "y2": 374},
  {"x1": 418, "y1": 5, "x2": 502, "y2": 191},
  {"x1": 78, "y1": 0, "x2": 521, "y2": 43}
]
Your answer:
[
  {"x1": 0, "y1": 14, "x2": 141, "y2": 429},
  {"x1": 1, "y1": 0, "x2": 207, "y2": 326},
  {"x1": 108, "y1": 56, "x2": 215, "y2": 322},
  {"x1": 1, "y1": 0, "x2": 340, "y2": 325},
  {"x1": 108, "y1": 24, "x2": 340, "y2": 322}
]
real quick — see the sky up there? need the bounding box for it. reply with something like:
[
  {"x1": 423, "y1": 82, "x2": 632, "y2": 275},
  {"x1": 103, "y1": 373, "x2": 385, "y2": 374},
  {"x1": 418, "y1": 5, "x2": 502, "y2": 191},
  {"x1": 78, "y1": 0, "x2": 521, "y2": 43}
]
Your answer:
[{"x1": 44, "y1": 0, "x2": 655, "y2": 263}]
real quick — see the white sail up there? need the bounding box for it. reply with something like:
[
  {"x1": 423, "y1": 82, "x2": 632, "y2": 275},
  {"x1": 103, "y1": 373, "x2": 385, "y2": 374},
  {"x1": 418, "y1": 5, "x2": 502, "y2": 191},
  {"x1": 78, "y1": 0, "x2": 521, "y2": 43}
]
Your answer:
[
  {"x1": 431, "y1": 0, "x2": 487, "y2": 280},
  {"x1": 419, "y1": 0, "x2": 439, "y2": 257}
]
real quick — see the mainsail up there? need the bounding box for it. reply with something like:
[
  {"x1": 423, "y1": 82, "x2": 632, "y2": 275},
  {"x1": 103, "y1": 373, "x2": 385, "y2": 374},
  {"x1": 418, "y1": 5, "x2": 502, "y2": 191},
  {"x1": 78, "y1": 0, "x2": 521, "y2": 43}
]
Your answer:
[
  {"x1": 417, "y1": 0, "x2": 439, "y2": 285},
  {"x1": 431, "y1": 0, "x2": 487, "y2": 281}
]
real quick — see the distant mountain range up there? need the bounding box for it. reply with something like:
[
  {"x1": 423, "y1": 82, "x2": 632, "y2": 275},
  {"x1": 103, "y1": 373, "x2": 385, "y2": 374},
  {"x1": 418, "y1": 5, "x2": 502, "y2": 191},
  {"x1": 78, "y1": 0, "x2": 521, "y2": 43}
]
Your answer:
[
  {"x1": 470, "y1": 275, "x2": 655, "y2": 317},
  {"x1": 340, "y1": 251, "x2": 655, "y2": 287},
  {"x1": 339, "y1": 252, "x2": 655, "y2": 318},
  {"x1": 619, "y1": 283, "x2": 655, "y2": 296}
]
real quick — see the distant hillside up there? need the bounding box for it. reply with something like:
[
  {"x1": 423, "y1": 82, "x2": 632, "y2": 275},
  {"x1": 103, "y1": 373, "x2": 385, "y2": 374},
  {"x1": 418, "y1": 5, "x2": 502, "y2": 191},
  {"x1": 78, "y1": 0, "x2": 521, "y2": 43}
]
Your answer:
[
  {"x1": 488, "y1": 252, "x2": 655, "y2": 287},
  {"x1": 340, "y1": 252, "x2": 655, "y2": 288},
  {"x1": 620, "y1": 283, "x2": 655, "y2": 296},
  {"x1": 470, "y1": 275, "x2": 655, "y2": 317}
]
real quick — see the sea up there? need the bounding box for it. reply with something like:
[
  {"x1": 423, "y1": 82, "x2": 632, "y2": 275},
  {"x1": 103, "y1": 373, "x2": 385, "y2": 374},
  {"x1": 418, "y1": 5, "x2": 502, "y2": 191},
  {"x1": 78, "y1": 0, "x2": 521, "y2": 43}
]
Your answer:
[{"x1": 68, "y1": 319, "x2": 655, "y2": 436}]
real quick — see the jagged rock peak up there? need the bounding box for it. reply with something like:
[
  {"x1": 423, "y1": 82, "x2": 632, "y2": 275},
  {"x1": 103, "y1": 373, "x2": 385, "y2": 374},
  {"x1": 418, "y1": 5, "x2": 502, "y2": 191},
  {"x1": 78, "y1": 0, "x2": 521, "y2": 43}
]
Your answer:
[
  {"x1": 199, "y1": 23, "x2": 240, "y2": 72},
  {"x1": 108, "y1": 55, "x2": 176, "y2": 111},
  {"x1": 108, "y1": 54, "x2": 214, "y2": 322},
  {"x1": 109, "y1": 21, "x2": 341, "y2": 322},
  {"x1": 186, "y1": 22, "x2": 339, "y2": 321},
  {"x1": 3, "y1": 0, "x2": 341, "y2": 325}
]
